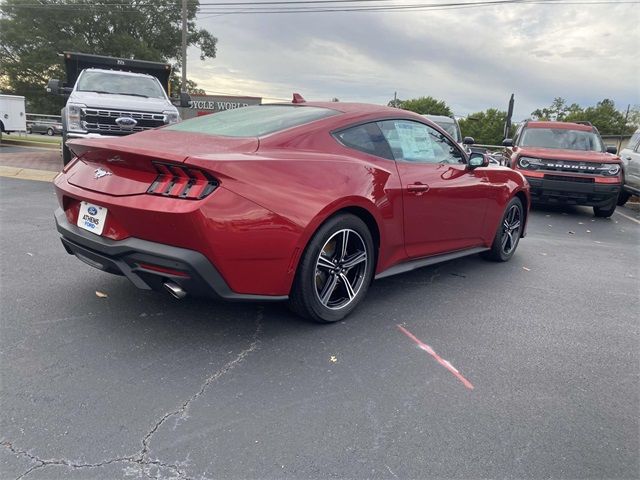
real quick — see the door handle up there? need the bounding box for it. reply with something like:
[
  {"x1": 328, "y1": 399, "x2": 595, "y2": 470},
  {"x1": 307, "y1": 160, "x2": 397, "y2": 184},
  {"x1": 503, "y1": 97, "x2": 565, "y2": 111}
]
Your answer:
[{"x1": 407, "y1": 183, "x2": 430, "y2": 195}]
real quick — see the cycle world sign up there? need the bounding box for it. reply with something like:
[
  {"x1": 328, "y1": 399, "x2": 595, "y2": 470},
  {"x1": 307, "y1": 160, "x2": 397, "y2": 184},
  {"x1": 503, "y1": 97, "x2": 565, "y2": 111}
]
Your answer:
[{"x1": 179, "y1": 95, "x2": 262, "y2": 119}]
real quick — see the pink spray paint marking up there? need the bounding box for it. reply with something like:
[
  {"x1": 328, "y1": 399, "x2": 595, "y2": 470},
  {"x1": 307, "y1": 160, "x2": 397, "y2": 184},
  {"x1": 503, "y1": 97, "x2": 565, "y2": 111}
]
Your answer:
[{"x1": 397, "y1": 324, "x2": 474, "y2": 390}]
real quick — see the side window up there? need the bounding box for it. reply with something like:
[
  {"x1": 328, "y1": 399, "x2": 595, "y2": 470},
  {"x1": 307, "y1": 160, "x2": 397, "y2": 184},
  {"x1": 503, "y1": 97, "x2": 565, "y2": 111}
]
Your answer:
[
  {"x1": 629, "y1": 131, "x2": 640, "y2": 152},
  {"x1": 513, "y1": 125, "x2": 523, "y2": 145},
  {"x1": 378, "y1": 120, "x2": 464, "y2": 164},
  {"x1": 333, "y1": 122, "x2": 393, "y2": 160}
]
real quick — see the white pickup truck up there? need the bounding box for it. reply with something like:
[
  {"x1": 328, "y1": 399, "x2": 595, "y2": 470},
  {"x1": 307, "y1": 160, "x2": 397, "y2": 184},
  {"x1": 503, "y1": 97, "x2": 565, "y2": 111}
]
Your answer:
[{"x1": 48, "y1": 52, "x2": 181, "y2": 164}]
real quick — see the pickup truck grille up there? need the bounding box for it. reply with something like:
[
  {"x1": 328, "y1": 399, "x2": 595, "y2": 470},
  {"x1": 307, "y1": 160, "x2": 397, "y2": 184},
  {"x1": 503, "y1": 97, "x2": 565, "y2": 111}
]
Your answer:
[
  {"x1": 535, "y1": 159, "x2": 605, "y2": 175},
  {"x1": 82, "y1": 108, "x2": 166, "y2": 135}
]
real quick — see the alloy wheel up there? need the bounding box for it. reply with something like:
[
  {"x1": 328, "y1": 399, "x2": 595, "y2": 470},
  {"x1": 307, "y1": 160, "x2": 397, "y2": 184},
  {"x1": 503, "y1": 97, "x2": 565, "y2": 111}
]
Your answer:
[
  {"x1": 501, "y1": 204, "x2": 522, "y2": 255},
  {"x1": 314, "y1": 229, "x2": 368, "y2": 310}
]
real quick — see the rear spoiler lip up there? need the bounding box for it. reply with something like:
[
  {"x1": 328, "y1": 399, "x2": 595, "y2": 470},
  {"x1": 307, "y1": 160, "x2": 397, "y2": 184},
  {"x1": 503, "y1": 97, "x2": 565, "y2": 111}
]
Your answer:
[{"x1": 67, "y1": 137, "x2": 188, "y2": 163}]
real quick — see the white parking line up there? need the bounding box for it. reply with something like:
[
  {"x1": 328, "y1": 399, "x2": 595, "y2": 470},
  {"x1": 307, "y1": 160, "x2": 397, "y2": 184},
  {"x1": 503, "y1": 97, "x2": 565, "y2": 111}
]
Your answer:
[{"x1": 615, "y1": 210, "x2": 640, "y2": 225}]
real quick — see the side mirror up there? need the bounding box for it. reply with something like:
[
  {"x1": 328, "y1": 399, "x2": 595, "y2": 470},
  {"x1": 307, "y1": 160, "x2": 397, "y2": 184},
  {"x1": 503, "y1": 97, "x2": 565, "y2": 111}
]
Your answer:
[
  {"x1": 502, "y1": 138, "x2": 513, "y2": 147},
  {"x1": 179, "y1": 92, "x2": 191, "y2": 108},
  {"x1": 606, "y1": 145, "x2": 617, "y2": 154},
  {"x1": 463, "y1": 136, "x2": 475, "y2": 145},
  {"x1": 468, "y1": 152, "x2": 489, "y2": 169},
  {"x1": 46, "y1": 78, "x2": 60, "y2": 95}
]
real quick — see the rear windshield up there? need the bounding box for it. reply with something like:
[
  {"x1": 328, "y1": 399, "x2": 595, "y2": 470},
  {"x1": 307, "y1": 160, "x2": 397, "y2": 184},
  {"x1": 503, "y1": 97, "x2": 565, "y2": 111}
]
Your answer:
[
  {"x1": 519, "y1": 127, "x2": 604, "y2": 151},
  {"x1": 166, "y1": 105, "x2": 339, "y2": 137}
]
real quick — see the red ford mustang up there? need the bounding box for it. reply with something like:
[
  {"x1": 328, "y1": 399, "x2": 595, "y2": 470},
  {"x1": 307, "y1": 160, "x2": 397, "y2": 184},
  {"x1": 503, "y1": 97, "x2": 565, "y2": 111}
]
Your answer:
[{"x1": 54, "y1": 98, "x2": 530, "y2": 322}]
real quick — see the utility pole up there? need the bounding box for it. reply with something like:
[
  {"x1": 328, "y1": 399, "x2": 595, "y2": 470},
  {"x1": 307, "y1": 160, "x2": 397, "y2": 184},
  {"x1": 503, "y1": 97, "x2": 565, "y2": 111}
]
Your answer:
[{"x1": 180, "y1": 0, "x2": 188, "y2": 106}]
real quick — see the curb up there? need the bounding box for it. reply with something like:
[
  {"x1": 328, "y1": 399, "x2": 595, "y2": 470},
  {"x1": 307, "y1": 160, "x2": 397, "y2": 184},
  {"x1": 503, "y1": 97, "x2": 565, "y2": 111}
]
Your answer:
[{"x1": 0, "y1": 166, "x2": 58, "y2": 182}]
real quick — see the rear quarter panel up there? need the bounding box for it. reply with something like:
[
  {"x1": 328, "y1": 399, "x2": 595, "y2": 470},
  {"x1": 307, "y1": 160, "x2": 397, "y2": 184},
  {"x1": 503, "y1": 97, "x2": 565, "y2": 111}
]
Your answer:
[{"x1": 186, "y1": 151, "x2": 406, "y2": 279}]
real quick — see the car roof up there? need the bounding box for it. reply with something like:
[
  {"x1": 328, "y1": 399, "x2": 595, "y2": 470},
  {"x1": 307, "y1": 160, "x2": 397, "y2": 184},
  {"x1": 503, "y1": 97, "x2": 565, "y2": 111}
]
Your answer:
[
  {"x1": 526, "y1": 121, "x2": 593, "y2": 132},
  {"x1": 269, "y1": 101, "x2": 402, "y2": 115},
  {"x1": 262, "y1": 101, "x2": 434, "y2": 132}
]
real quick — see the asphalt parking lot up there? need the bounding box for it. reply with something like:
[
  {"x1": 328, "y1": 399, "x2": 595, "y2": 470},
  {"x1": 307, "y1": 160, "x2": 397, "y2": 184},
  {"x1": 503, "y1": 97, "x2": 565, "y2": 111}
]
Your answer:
[{"x1": 1, "y1": 176, "x2": 638, "y2": 480}]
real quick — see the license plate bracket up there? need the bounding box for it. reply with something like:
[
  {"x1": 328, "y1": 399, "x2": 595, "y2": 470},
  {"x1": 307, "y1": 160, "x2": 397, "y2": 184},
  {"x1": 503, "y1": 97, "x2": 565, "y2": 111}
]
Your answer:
[{"x1": 77, "y1": 201, "x2": 108, "y2": 236}]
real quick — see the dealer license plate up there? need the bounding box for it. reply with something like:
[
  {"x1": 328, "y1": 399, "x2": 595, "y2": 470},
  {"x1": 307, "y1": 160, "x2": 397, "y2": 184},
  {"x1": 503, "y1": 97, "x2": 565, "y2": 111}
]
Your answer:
[{"x1": 77, "y1": 201, "x2": 108, "y2": 236}]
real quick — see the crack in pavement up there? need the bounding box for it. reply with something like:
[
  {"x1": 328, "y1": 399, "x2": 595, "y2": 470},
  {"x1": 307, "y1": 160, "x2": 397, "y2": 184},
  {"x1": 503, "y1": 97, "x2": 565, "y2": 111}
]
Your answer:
[{"x1": 2, "y1": 308, "x2": 264, "y2": 480}]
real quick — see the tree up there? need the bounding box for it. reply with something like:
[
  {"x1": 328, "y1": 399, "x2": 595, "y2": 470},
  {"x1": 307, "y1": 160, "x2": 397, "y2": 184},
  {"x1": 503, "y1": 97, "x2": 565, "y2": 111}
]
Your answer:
[
  {"x1": 459, "y1": 109, "x2": 514, "y2": 145},
  {"x1": 387, "y1": 97, "x2": 402, "y2": 108},
  {"x1": 0, "y1": 0, "x2": 217, "y2": 113},
  {"x1": 564, "y1": 99, "x2": 629, "y2": 135},
  {"x1": 531, "y1": 97, "x2": 583, "y2": 121},
  {"x1": 390, "y1": 96, "x2": 453, "y2": 116},
  {"x1": 170, "y1": 77, "x2": 206, "y2": 97},
  {"x1": 531, "y1": 98, "x2": 634, "y2": 135}
]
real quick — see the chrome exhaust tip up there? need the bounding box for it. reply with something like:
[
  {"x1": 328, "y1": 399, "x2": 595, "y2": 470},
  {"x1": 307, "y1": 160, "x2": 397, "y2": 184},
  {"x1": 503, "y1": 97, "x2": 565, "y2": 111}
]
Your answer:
[{"x1": 163, "y1": 281, "x2": 187, "y2": 300}]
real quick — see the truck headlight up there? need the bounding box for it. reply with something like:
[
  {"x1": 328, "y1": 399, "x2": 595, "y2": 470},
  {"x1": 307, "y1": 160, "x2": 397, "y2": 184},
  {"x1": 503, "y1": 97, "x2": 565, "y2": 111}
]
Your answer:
[
  {"x1": 163, "y1": 110, "x2": 180, "y2": 124},
  {"x1": 66, "y1": 103, "x2": 86, "y2": 132},
  {"x1": 518, "y1": 156, "x2": 542, "y2": 169},
  {"x1": 601, "y1": 164, "x2": 620, "y2": 176}
]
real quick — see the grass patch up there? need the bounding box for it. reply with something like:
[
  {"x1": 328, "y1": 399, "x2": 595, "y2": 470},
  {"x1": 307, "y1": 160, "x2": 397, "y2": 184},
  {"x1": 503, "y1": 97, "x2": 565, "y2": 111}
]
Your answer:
[
  {"x1": 0, "y1": 137, "x2": 60, "y2": 149},
  {"x1": 6, "y1": 135, "x2": 62, "y2": 144}
]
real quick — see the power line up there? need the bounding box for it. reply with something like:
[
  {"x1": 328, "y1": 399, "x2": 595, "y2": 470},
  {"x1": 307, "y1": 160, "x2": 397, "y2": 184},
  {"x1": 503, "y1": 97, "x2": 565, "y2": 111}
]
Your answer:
[
  {"x1": 195, "y1": 0, "x2": 638, "y2": 13},
  {"x1": 6, "y1": 0, "x2": 637, "y2": 9}
]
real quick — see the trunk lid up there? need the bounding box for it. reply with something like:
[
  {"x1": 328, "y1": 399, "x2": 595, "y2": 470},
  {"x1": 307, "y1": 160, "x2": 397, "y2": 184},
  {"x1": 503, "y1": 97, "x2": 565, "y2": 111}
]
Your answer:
[{"x1": 67, "y1": 130, "x2": 258, "y2": 196}]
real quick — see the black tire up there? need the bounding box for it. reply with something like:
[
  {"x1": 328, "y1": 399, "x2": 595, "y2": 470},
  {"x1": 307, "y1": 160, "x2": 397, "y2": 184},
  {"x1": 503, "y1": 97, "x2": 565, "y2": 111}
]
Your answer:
[
  {"x1": 289, "y1": 213, "x2": 375, "y2": 323},
  {"x1": 46, "y1": 128, "x2": 54, "y2": 136},
  {"x1": 593, "y1": 202, "x2": 616, "y2": 218},
  {"x1": 482, "y1": 197, "x2": 524, "y2": 262},
  {"x1": 617, "y1": 191, "x2": 631, "y2": 207}
]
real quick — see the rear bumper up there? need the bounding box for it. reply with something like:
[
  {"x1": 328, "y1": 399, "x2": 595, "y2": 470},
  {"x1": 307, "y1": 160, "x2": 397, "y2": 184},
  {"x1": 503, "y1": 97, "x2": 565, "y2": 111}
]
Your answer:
[
  {"x1": 527, "y1": 177, "x2": 621, "y2": 207},
  {"x1": 55, "y1": 208, "x2": 288, "y2": 302}
]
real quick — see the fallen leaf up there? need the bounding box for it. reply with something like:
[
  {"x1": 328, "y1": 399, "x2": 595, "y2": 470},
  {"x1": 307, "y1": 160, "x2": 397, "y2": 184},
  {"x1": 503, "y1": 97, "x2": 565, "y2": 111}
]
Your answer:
[
  {"x1": 95, "y1": 291, "x2": 108, "y2": 298},
  {"x1": 568, "y1": 231, "x2": 575, "y2": 235},
  {"x1": 329, "y1": 355, "x2": 338, "y2": 363},
  {"x1": 522, "y1": 267, "x2": 531, "y2": 271}
]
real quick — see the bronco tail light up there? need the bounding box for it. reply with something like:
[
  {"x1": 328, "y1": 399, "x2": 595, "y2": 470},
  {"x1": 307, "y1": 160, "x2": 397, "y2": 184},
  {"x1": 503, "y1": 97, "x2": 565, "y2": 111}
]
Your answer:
[{"x1": 147, "y1": 162, "x2": 218, "y2": 200}]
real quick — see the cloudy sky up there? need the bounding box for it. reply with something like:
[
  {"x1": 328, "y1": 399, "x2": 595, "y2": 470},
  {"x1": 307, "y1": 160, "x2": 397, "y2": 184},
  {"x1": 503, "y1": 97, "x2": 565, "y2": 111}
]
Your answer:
[{"x1": 187, "y1": 1, "x2": 639, "y2": 120}]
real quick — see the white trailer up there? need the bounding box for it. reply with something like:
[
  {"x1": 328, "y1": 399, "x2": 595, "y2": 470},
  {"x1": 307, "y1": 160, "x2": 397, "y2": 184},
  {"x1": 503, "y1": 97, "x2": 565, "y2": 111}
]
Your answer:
[{"x1": 0, "y1": 94, "x2": 27, "y2": 133}]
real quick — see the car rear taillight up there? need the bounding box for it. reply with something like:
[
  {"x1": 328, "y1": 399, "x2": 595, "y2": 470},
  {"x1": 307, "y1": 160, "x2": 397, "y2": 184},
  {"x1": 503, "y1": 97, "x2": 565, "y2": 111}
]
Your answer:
[{"x1": 147, "y1": 162, "x2": 218, "y2": 200}]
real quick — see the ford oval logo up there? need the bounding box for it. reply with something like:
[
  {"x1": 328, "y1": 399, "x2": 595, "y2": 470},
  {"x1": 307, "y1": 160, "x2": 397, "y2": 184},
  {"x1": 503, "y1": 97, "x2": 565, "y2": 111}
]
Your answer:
[
  {"x1": 115, "y1": 116, "x2": 137, "y2": 129},
  {"x1": 88, "y1": 206, "x2": 98, "y2": 215}
]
